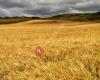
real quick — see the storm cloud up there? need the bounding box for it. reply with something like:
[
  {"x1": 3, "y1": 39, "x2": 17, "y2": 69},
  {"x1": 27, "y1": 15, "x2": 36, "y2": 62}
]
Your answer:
[{"x1": 0, "y1": 0, "x2": 100, "y2": 17}]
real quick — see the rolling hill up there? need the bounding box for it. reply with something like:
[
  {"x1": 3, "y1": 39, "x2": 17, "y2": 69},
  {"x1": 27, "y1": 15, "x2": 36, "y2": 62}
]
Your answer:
[
  {"x1": 49, "y1": 12, "x2": 100, "y2": 21},
  {"x1": 0, "y1": 12, "x2": 100, "y2": 24}
]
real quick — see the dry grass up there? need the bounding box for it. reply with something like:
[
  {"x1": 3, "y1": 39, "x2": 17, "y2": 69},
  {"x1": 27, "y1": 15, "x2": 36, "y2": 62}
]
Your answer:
[{"x1": 0, "y1": 20, "x2": 100, "y2": 80}]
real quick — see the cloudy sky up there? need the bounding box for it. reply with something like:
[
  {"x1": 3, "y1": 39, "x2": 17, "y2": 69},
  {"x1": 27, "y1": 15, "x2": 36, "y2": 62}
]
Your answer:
[{"x1": 0, "y1": 0, "x2": 100, "y2": 17}]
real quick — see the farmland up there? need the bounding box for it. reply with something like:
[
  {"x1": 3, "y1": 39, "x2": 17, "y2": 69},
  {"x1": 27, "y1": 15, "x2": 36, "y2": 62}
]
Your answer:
[{"x1": 0, "y1": 20, "x2": 100, "y2": 80}]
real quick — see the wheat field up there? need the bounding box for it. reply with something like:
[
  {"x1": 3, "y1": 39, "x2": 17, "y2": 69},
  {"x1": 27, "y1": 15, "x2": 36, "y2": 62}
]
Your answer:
[{"x1": 0, "y1": 20, "x2": 100, "y2": 80}]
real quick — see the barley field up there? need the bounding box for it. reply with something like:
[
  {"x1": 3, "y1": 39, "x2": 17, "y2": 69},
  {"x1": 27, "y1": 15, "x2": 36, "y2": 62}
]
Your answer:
[{"x1": 0, "y1": 20, "x2": 100, "y2": 80}]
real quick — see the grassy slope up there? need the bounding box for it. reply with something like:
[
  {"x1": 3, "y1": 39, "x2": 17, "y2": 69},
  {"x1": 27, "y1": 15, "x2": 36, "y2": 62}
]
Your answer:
[
  {"x1": 0, "y1": 20, "x2": 100, "y2": 80},
  {"x1": 49, "y1": 12, "x2": 100, "y2": 21}
]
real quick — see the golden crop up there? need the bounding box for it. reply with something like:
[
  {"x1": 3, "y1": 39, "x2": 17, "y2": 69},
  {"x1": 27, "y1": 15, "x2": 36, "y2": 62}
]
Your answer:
[{"x1": 0, "y1": 20, "x2": 100, "y2": 80}]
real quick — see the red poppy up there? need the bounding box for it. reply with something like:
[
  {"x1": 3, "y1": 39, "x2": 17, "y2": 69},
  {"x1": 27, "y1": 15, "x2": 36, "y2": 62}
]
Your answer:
[{"x1": 35, "y1": 46, "x2": 44, "y2": 57}]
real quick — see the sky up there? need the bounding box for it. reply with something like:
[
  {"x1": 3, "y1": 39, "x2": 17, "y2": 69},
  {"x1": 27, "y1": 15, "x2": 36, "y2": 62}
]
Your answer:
[{"x1": 0, "y1": 0, "x2": 100, "y2": 17}]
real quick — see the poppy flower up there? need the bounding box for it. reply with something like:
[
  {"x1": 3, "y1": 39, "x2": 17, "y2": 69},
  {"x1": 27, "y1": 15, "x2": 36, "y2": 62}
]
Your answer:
[{"x1": 35, "y1": 46, "x2": 44, "y2": 57}]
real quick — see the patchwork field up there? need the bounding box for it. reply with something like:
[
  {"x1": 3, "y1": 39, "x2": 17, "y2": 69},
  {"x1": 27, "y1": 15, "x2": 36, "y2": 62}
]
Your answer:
[{"x1": 0, "y1": 20, "x2": 100, "y2": 80}]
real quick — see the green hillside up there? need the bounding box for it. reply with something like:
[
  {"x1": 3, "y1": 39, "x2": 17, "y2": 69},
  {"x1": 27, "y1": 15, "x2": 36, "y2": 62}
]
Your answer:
[{"x1": 49, "y1": 12, "x2": 100, "y2": 21}]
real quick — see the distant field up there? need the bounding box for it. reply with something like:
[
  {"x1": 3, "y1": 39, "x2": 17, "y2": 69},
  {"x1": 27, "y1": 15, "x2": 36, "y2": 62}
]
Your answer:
[
  {"x1": 0, "y1": 18, "x2": 34, "y2": 24},
  {"x1": 0, "y1": 20, "x2": 100, "y2": 80},
  {"x1": 0, "y1": 18, "x2": 28, "y2": 24}
]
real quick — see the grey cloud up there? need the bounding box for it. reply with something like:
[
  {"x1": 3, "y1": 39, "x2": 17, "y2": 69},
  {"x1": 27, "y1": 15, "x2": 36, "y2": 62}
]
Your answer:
[
  {"x1": 0, "y1": 0, "x2": 100, "y2": 17},
  {"x1": 72, "y1": 1, "x2": 100, "y2": 12}
]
